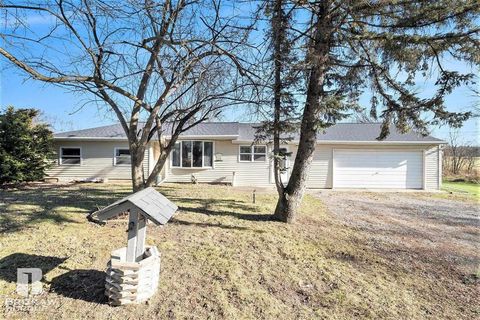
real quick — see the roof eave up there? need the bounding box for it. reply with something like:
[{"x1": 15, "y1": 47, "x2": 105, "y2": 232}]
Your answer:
[
  {"x1": 315, "y1": 140, "x2": 447, "y2": 145},
  {"x1": 54, "y1": 136, "x2": 446, "y2": 145},
  {"x1": 232, "y1": 139, "x2": 446, "y2": 145},
  {"x1": 54, "y1": 137, "x2": 128, "y2": 141},
  {"x1": 165, "y1": 135, "x2": 239, "y2": 140},
  {"x1": 55, "y1": 135, "x2": 240, "y2": 141}
]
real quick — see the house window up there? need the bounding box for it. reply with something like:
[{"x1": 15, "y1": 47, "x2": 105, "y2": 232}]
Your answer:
[
  {"x1": 60, "y1": 147, "x2": 81, "y2": 165},
  {"x1": 239, "y1": 145, "x2": 267, "y2": 162},
  {"x1": 114, "y1": 148, "x2": 131, "y2": 166},
  {"x1": 172, "y1": 142, "x2": 181, "y2": 167},
  {"x1": 171, "y1": 141, "x2": 213, "y2": 168},
  {"x1": 204, "y1": 142, "x2": 213, "y2": 166}
]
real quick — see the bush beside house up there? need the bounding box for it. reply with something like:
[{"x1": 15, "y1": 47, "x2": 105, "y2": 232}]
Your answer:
[{"x1": 0, "y1": 106, "x2": 54, "y2": 184}]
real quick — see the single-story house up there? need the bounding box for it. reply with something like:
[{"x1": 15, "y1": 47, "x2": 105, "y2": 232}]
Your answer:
[{"x1": 48, "y1": 122, "x2": 445, "y2": 190}]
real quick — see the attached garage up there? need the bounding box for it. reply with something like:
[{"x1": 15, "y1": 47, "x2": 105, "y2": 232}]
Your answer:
[{"x1": 333, "y1": 149, "x2": 424, "y2": 189}]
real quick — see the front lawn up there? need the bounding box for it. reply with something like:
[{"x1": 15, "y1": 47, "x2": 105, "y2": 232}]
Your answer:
[{"x1": 0, "y1": 183, "x2": 477, "y2": 319}]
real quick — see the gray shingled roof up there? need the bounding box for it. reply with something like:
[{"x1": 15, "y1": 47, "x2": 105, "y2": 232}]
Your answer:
[
  {"x1": 318, "y1": 123, "x2": 443, "y2": 142},
  {"x1": 176, "y1": 122, "x2": 239, "y2": 136},
  {"x1": 54, "y1": 122, "x2": 444, "y2": 143},
  {"x1": 94, "y1": 187, "x2": 178, "y2": 225},
  {"x1": 237, "y1": 123, "x2": 444, "y2": 142},
  {"x1": 54, "y1": 122, "x2": 239, "y2": 139},
  {"x1": 54, "y1": 123, "x2": 126, "y2": 139}
]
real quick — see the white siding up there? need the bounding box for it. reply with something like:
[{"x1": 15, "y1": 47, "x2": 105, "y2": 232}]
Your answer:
[
  {"x1": 164, "y1": 140, "x2": 272, "y2": 187},
  {"x1": 47, "y1": 141, "x2": 150, "y2": 181},
  {"x1": 48, "y1": 139, "x2": 441, "y2": 190},
  {"x1": 306, "y1": 146, "x2": 333, "y2": 188},
  {"x1": 425, "y1": 146, "x2": 440, "y2": 190},
  {"x1": 143, "y1": 145, "x2": 150, "y2": 178}
]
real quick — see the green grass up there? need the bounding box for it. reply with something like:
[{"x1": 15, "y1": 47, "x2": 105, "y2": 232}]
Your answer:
[
  {"x1": 0, "y1": 183, "x2": 477, "y2": 319},
  {"x1": 442, "y1": 180, "x2": 480, "y2": 198}
]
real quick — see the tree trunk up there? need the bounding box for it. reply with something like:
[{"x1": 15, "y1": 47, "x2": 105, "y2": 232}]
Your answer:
[
  {"x1": 273, "y1": 2, "x2": 331, "y2": 223},
  {"x1": 272, "y1": 98, "x2": 321, "y2": 222},
  {"x1": 131, "y1": 145, "x2": 145, "y2": 192},
  {"x1": 274, "y1": 189, "x2": 301, "y2": 223},
  {"x1": 272, "y1": 0, "x2": 285, "y2": 196},
  {"x1": 131, "y1": 164, "x2": 144, "y2": 192},
  {"x1": 145, "y1": 152, "x2": 168, "y2": 187}
]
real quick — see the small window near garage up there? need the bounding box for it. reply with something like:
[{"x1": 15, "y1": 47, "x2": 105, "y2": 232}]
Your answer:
[
  {"x1": 171, "y1": 141, "x2": 214, "y2": 168},
  {"x1": 114, "y1": 148, "x2": 131, "y2": 166},
  {"x1": 239, "y1": 145, "x2": 267, "y2": 162},
  {"x1": 60, "y1": 147, "x2": 81, "y2": 165}
]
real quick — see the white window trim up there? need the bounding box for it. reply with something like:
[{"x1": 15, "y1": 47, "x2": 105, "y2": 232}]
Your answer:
[
  {"x1": 238, "y1": 145, "x2": 252, "y2": 162},
  {"x1": 113, "y1": 147, "x2": 131, "y2": 166},
  {"x1": 59, "y1": 146, "x2": 82, "y2": 166},
  {"x1": 171, "y1": 140, "x2": 214, "y2": 169},
  {"x1": 238, "y1": 145, "x2": 267, "y2": 162}
]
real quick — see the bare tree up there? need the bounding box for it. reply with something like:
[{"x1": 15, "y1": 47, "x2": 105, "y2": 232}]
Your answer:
[
  {"x1": 0, "y1": 0, "x2": 255, "y2": 191},
  {"x1": 445, "y1": 130, "x2": 466, "y2": 175},
  {"x1": 464, "y1": 147, "x2": 479, "y2": 176},
  {"x1": 444, "y1": 129, "x2": 478, "y2": 176}
]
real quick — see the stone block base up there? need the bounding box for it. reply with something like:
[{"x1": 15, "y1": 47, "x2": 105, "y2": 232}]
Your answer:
[{"x1": 105, "y1": 246, "x2": 160, "y2": 305}]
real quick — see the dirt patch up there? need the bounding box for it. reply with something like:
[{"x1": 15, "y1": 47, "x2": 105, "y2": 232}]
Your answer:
[{"x1": 314, "y1": 190, "x2": 480, "y2": 316}]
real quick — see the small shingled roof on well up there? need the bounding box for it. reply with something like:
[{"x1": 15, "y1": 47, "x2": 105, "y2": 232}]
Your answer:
[
  {"x1": 94, "y1": 187, "x2": 178, "y2": 225},
  {"x1": 54, "y1": 122, "x2": 444, "y2": 143}
]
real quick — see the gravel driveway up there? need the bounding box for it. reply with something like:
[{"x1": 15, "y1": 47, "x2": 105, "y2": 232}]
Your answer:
[{"x1": 313, "y1": 191, "x2": 479, "y2": 280}]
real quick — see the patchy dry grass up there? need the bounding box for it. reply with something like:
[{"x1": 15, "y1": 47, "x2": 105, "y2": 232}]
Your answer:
[
  {"x1": 420, "y1": 189, "x2": 479, "y2": 203},
  {"x1": 442, "y1": 180, "x2": 480, "y2": 198},
  {"x1": 0, "y1": 183, "x2": 478, "y2": 319}
]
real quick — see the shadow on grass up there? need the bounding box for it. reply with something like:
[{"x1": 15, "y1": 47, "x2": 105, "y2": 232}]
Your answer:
[
  {"x1": 50, "y1": 269, "x2": 108, "y2": 304},
  {"x1": 0, "y1": 184, "x2": 132, "y2": 234},
  {"x1": 0, "y1": 183, "x2": 273, "y2": 234},
  {"x1": 170, "y1": 217, "x2": 252, "y2": 231},
  {"x1": 0, "y1": 252, "x2": 107, "y2": 304},
  {"x1": 0, "y1": 253, "x2": 67, "y2": 283},
  {"x1": 172, "y1": 197, "x2": 273, "y2": 222},
  {"x1": 178, "y1": 206, "x2": 273, "y2": 222}
]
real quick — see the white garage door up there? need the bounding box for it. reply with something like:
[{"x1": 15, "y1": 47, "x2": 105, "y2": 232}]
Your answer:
[{"x1": 333, "y1": 149, "x2": 423, "y2": 189}]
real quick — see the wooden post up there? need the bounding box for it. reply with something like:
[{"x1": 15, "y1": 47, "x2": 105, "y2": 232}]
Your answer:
[
  {"x1": 127, "y1": 208, "x2": 147, "y2": 262},
  {"x1": 126, "y1": 209, "x2": 139, "y2": 262},
  {"x1": 135, "y1": 215, "x2": 146, "y2": 261}
]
